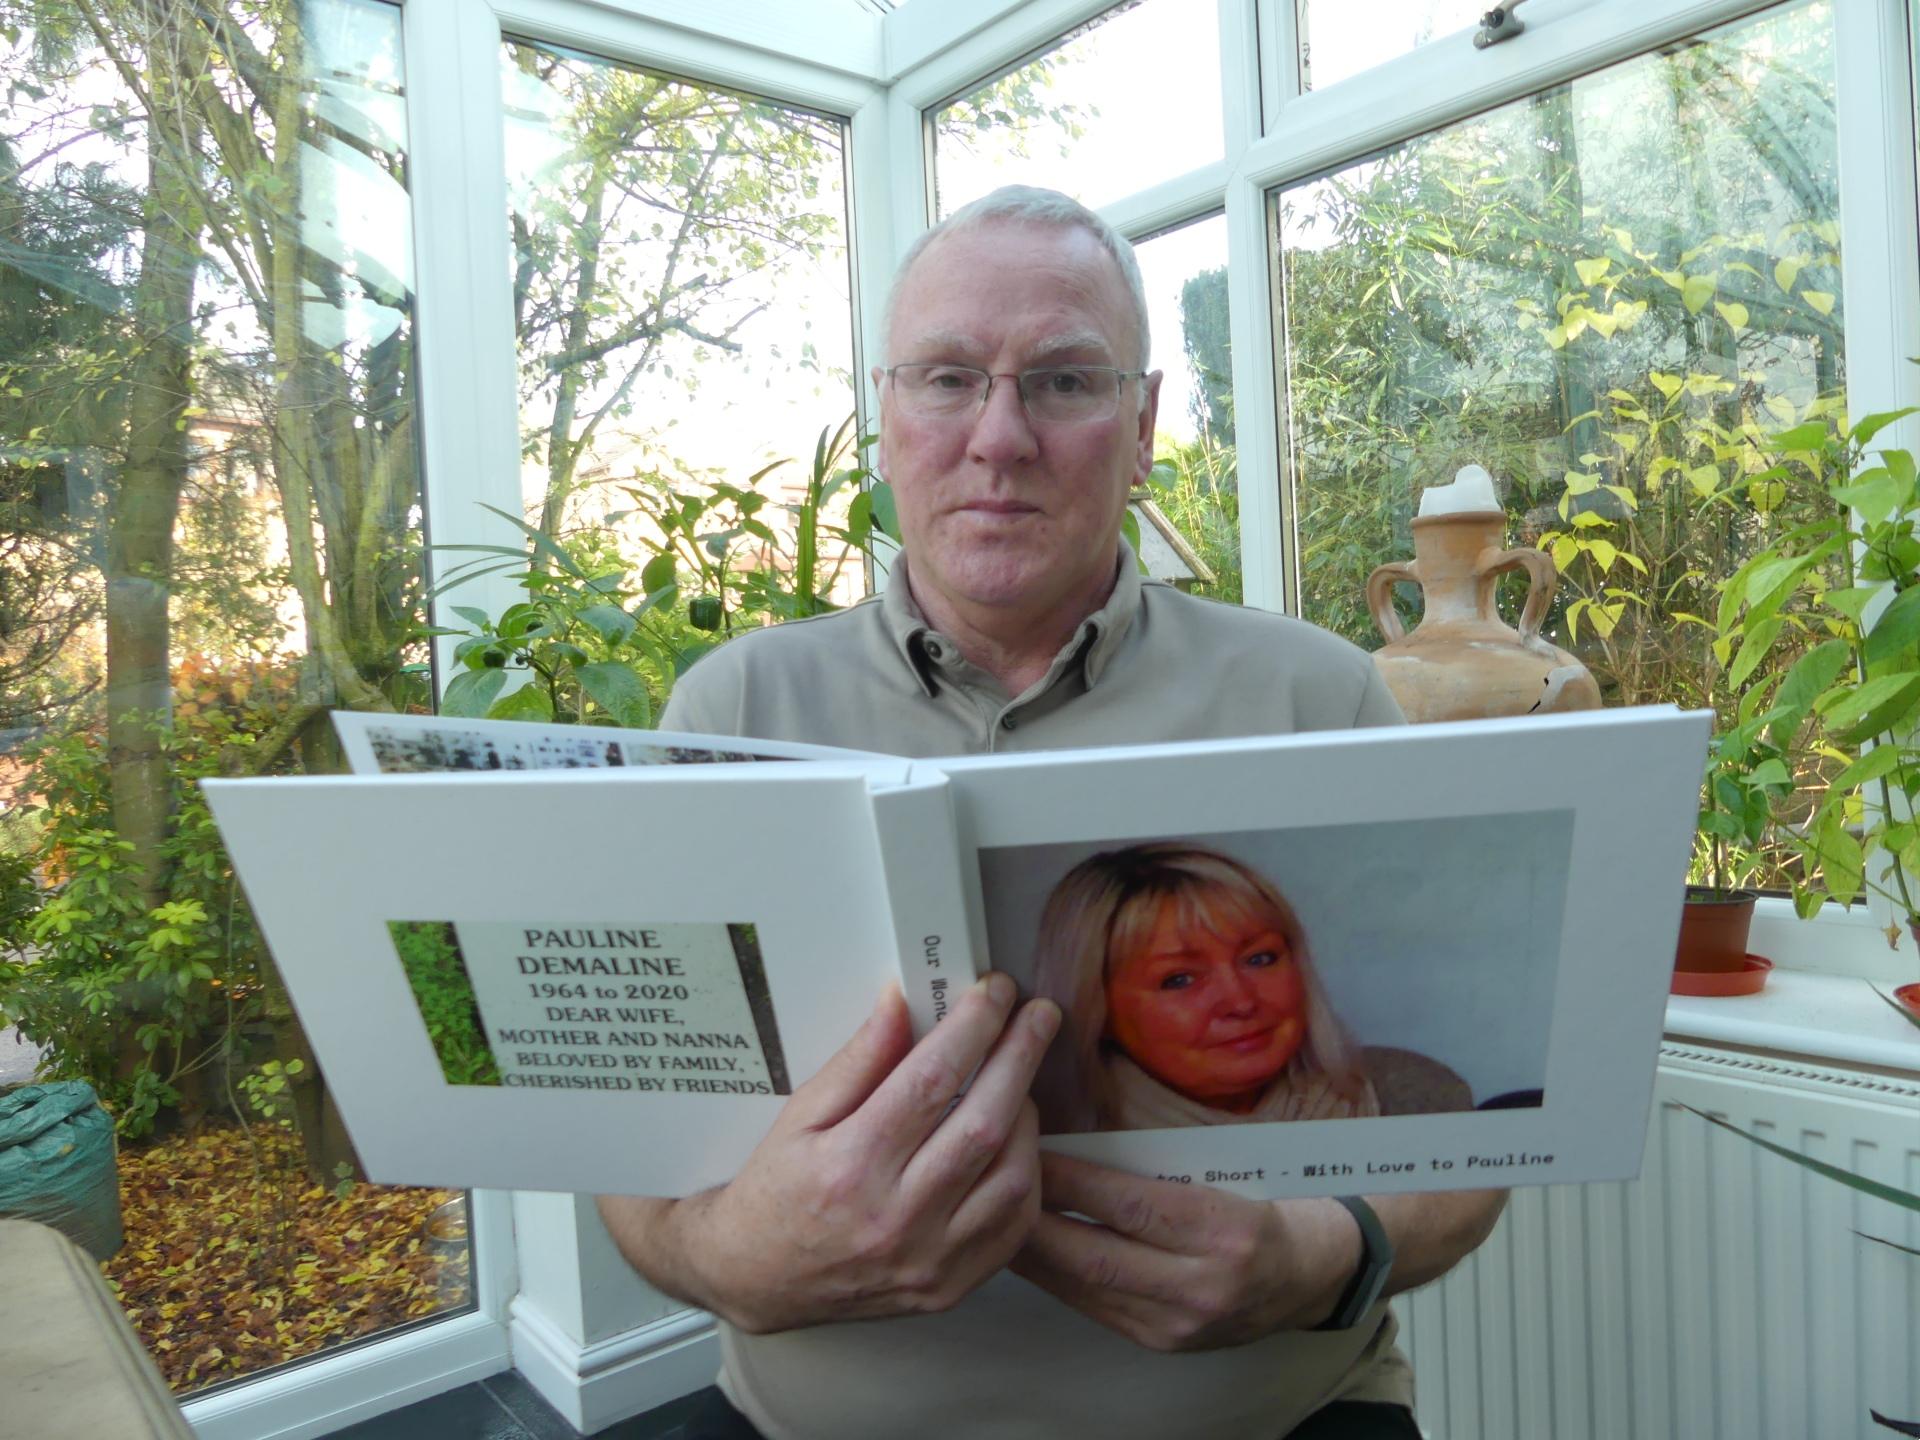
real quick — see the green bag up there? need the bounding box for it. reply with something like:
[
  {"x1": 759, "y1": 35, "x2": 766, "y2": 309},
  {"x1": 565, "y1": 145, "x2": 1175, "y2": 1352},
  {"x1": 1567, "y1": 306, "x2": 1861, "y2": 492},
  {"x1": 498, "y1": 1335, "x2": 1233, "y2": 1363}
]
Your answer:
[{"x1": 0, "y1": 1080, "x2": 123, "y2": 1261}]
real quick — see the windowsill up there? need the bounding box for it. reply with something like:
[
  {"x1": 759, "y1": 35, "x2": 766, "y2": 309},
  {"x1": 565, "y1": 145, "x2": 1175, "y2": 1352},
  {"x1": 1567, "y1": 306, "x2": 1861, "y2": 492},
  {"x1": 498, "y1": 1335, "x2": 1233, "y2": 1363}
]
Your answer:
[{"x1": 1664, "y1": 966, "x2": 1920, "y2": 1073}]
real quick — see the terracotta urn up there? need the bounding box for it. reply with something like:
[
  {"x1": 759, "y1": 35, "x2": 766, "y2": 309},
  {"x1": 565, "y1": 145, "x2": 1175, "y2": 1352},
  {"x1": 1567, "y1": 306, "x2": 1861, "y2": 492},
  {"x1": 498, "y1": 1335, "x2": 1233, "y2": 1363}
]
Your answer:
[{"x1": 1367, "y1": 509, "x2": 1601, "y2": 723}]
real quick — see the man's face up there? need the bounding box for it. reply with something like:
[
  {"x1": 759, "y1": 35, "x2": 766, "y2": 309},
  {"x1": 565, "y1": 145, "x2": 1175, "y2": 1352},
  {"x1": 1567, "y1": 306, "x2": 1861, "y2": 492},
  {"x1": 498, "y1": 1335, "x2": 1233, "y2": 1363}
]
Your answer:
[{"x1": 873, "y1": 220, "x2": 1161, "y2": 628}]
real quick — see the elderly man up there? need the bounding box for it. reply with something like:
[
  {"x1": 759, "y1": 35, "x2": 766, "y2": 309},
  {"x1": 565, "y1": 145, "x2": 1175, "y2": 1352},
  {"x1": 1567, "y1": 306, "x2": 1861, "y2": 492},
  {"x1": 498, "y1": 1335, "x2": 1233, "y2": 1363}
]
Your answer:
[{"x1": 597, "y1": 185, "x2": 1505, "y2": 1440}]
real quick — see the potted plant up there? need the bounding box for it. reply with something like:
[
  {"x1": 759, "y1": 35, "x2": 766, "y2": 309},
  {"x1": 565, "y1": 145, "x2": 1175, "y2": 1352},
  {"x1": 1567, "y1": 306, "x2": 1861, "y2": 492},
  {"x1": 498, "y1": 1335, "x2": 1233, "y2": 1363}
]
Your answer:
[
  {"x1": 1676, "y1": 700, "x2": 1791, "y2": 985},
  {"x1": 1710, "y1": 402, "x2": 1920, "y2": 1015}
]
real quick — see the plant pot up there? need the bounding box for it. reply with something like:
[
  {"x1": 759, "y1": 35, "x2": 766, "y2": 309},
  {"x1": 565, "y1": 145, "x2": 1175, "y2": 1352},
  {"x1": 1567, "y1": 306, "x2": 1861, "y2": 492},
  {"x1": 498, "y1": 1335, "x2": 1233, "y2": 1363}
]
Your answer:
[
  {"x1": 1675, "y1": 887, "x2": 1759, "y2": 974},
  {"x1": 1895, "y1": 982, "x2": 1920, "y2": 1022}
]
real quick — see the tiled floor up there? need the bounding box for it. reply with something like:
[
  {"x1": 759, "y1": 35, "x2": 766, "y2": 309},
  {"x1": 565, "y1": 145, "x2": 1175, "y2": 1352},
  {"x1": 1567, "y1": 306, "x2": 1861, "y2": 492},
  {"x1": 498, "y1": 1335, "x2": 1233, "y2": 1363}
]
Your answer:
[{"x1": 326, "y1": 1372, "x2": 713, "y2": 1439}]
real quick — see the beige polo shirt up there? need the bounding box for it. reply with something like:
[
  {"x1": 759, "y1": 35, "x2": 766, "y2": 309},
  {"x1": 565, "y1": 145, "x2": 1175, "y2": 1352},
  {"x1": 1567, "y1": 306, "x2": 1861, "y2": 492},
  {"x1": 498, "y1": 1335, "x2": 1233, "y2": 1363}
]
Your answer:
[{"x1": 660, "y1": 546, "x2": 1411, "y2": 1440}]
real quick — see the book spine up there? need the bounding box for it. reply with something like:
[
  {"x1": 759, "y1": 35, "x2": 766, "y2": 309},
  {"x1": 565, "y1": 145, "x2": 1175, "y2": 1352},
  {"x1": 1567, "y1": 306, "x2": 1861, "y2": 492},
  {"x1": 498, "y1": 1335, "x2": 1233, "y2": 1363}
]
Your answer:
[{"x1": 869, "y1": 775, "x2": 980, "y2": 1037}]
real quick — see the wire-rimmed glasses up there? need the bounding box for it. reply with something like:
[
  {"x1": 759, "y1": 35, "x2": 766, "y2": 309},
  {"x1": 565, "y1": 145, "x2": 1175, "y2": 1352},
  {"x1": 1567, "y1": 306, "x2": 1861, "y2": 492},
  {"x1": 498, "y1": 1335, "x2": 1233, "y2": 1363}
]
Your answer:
[{"x1": 883, "y1": 363, "x2": 1145, "y2": 424}]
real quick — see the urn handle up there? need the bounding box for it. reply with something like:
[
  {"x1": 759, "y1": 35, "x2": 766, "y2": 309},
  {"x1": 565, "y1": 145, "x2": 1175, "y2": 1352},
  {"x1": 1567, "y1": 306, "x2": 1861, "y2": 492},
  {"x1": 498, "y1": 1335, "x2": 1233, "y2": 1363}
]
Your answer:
[
  {"x1": 1366, "y1": 560, "x2": 1419, "y2": 644},
  {"x1": 1481, "y1": 546, "x2": 1558, "y2": 640}
]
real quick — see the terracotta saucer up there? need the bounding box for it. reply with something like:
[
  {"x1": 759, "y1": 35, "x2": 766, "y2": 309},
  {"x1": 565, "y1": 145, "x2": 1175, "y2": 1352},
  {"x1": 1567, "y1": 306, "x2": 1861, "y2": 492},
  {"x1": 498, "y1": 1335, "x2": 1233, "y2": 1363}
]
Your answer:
[{"x1": 1670, "y1": 954, "x2": 1772, "y2": 997}]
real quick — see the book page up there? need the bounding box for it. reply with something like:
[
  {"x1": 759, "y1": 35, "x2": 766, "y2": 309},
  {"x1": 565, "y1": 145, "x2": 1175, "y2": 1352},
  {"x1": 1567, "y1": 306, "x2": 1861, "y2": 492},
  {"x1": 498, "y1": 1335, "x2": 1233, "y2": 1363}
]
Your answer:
[
  {"x1": 938, "y1": 706, "x2": 1709, "y2": 1200},
  {"x1": 332, "y1": 710, "x2": 886, "y2": 775}
]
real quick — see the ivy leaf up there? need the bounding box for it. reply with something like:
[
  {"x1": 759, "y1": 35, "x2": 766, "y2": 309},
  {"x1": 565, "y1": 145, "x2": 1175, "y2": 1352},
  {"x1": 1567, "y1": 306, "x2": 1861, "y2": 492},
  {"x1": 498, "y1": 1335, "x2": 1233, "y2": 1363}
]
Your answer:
[
  {"x1": 1574, "y1": 257, "x2": 1610, "y2": 285},
  {"x1": 1802, "y1": 290, "x2": 1836, "y2": 316},
  {"x1": 1773, "y1": 256, "x2": 1805, "y2": 292},
  {"x1": 1681, "y1": 273, "x2": 1716, "y2": 314},
  {"x1": 1714, "y1": 300, "x2": 1748, "y2": 331}
]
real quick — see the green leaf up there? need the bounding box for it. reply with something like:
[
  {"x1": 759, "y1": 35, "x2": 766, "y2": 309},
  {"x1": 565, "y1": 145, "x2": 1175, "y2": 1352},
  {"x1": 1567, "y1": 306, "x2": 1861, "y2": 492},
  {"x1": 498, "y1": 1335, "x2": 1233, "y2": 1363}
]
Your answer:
[
  {"x1": 1865, "y1": 586, "x2": 1920, "y2": 669},
  {"x1": 1823, "y1": 586, "x2": 1879, "y2": 626},
  {"x1": 1725, "y1": 616, "x2": 1782, "y2": 690},
  {"x1": 1802, "y1": 290, "x2": 1836, "y2": 316},
  {"x1": 1773, "y1": 257, "x2": 1804, "y2": 292},
  {"x1": 1648, "y1": 371, "x2": 1683, "y2": 400},
  {"x1": 1810, "y1": 806, "x2": 1865, "y2": 903},
  {"x1": 1764, "y1": 421, "x2": 1828, "y2": 452},
  {"x1": 1851, "y1": 407, "x2": 1919, "y2": 448},
  {"x1": 475, "y1": 503, "x2": 585, "y2": 579},
  {"x1": 1574, "y1": 256, "x2": 1611, "y2": 285},
  {"x1": 869, "y1": 482, "x2": 899, "y2": 541},
  {"x1": 641, "y1": 551, "x2": 677, "y2": 593},
  {"x1": 578, "y1": 603, "x2": 637, "y2": 646},
  {"x1": 488, "y1": 684, "x2": 553, "y2": 723},
  {"x1": 450, "y1": 605, "x2": 492, "y2": 629},
  {"x1": 1768, "y1": 639, "x2": 1851, "y2": 744},
  {"x1": 1681, "y1": 274, "x2": 1716, "y2": 314},
  {"x1": 1714, "y1": 300, "x2": 1748, "y2": 331},
  {"x1": 442, "y1": 668, "x2": 507, "y2": 718},
  {"x1": 1742, "y1": 758, "x2": 1790, "y2": 788},
  {"x1": 1818, "y1": 673, "x2": 1920, "y2": 746},
  {"x1": 1677, "y1": 1105, "x2": 1920, "y2": 1213},
  {"x1": 576, "y1": 662, "x2": 653, "y2": 728},
  {"x1": 1826, "y1": 742, "x2": 1907, "y2": 797},
  {"x1": 1870, "y1": 985, "x2": 1920, "y2": 1034},
  {"x1": 1831, "y1": 466, "x2": 1907, "y2": 526}
]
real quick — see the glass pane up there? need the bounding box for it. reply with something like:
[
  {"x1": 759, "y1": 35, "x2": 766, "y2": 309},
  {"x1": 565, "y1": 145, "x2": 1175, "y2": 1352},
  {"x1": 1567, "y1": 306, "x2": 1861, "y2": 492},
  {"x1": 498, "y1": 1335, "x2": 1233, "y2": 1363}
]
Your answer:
[
  {"x1": 0, "y1": 0, "x2": 469, "y2": 1395},
  {"x1": 500, "y1": 43, "x2": 862, "y2": 684},
  {"x1": 1275, "y1": 2, "x2": 1839, "y2": 884},
  {"x1": 932, "y1": 0, "x2": 1223, "y2": 216},
  {"x1": 1135, "y1": 215, "x2": 1240, "y2": 602},
  {"x1": 1296, "y1": 0, "x2": 1487, "y2": 92}
]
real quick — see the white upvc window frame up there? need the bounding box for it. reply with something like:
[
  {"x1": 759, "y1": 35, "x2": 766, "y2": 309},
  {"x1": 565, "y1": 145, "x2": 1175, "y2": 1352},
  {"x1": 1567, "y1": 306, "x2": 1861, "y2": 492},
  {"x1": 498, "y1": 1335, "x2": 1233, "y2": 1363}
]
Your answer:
[
  {"x1": 188, "y1": 0, "x2": 1917, "y2": 1432},
  {"x1": 362, "y1": 1, "x2": 891, "y2": 1432}
]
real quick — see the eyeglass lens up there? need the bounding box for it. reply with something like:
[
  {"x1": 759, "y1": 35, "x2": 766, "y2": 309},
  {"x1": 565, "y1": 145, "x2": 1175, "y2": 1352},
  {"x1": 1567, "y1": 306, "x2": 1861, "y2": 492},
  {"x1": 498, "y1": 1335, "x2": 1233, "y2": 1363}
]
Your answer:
[{"x1": 889, "y1": 365, "x2": 1124, "y2": 422}]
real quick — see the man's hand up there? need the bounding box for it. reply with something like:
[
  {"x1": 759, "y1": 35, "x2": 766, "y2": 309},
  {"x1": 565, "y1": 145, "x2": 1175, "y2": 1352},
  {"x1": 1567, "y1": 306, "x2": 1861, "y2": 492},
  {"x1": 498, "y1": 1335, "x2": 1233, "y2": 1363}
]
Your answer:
[
  {"x1": 1011, "y1": 1152, "x2": 1357, "y2": 1351},
  {"x1": 1014, "y1": 1153, "x2": 1507, "y2": 1353},
  {"x1": 598, "y1": 974, "x2": 1060, "y2": 1334}
]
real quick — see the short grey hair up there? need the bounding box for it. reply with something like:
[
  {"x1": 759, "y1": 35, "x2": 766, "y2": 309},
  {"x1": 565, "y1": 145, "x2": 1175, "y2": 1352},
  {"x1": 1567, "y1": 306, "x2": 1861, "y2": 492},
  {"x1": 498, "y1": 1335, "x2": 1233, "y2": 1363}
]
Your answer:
[{"x1": 881, "y1": 185, "x2": 1151, "y2": 370}]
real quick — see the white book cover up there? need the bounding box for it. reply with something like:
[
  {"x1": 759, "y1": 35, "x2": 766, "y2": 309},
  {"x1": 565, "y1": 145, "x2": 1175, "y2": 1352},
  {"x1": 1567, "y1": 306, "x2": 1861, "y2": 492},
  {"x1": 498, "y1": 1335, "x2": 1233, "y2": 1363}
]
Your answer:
[{"x1": 204, "y1": 705, "x2": 1707, "y2": 1201}]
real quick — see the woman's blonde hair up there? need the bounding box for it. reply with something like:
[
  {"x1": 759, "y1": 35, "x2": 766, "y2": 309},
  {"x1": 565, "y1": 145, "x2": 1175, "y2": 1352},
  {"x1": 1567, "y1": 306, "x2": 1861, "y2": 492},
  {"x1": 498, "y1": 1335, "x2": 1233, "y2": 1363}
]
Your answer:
[{"x1": 1028, "y1": 842, "x2": 1366, "y2": 1131}]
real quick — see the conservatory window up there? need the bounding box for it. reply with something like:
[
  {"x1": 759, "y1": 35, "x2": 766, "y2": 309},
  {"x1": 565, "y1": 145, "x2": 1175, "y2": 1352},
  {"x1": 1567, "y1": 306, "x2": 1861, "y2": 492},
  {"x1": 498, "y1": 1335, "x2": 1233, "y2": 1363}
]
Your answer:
[
  {"x1": 0, "y1": 0, "x2": 470, "y2": 1397},
  {"x1": 496, "y1": 41, "x2": 861, "y2": 673},
  {"x1": 1294, "y1": 0, "x2": 1490, "y2": 93},
  {"x1": 1132, "y1": 213, "x2": 1242, "y2": 602},
  {"x1": 1274, "y1": 0, "x2": 1841, "y2": 894},
  {"x1": 929, "y1": 0, "x2": 1224, "y2": 216}
]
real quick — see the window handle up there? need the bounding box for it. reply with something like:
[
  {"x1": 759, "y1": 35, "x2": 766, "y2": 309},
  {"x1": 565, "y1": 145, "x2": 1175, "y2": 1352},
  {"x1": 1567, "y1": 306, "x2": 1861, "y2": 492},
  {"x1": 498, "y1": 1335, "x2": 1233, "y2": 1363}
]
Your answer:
[{"x1": 1474, "y1": 0, "x2": 1528, "y2": 49}]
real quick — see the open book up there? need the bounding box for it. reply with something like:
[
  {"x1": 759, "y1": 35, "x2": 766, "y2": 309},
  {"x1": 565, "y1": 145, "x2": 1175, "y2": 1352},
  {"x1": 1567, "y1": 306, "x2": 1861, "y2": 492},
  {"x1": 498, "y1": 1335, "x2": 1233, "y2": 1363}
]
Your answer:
[{"x1": 203, "y1": 706, "x2": 1708, "y2": 1200}]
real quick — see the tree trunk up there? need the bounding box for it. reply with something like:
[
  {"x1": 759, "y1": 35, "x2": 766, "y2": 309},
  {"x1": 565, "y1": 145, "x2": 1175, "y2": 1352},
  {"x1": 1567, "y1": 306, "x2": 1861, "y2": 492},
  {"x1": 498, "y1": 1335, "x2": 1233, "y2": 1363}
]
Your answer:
[
  {"x1": 538, "y1": 168, "x2": 608, "y2": 539},
  {"x1": 106, "y1": 0, "x2": 203, "y2": 913}
]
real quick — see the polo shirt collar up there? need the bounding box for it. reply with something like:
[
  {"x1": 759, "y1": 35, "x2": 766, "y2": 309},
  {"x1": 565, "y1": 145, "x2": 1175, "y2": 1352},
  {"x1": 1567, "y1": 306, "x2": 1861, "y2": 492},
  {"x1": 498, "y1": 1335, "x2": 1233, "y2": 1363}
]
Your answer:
[{"x1": 880, "y1": 539, "x2": 1145, "y2": 697}]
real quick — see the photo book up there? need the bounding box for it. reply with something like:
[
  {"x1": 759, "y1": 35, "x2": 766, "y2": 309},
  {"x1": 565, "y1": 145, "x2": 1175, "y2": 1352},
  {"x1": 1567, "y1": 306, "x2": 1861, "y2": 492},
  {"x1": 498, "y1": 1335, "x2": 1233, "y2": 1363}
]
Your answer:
[{"x1": 203, "y1": 705, "x2": 1709, "y2": 1201}]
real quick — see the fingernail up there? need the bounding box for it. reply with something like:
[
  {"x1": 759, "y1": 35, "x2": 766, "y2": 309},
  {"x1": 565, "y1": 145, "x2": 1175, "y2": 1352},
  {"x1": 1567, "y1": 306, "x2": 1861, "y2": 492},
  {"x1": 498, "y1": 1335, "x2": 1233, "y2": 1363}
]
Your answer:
[
  {"x1": 982, "y1": 972, "x2": 1016, "y2": 1007},
  {"x1": 1029, "y1": 1000, "x2": 1061, "y2": 1042}
]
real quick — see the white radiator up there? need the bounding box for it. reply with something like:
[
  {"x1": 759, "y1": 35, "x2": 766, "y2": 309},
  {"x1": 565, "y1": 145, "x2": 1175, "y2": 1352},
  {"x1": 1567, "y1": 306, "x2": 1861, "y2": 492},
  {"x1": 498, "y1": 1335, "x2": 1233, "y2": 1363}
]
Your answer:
[{"x1": 1397, "y1": 1044, "x2": 1920, "y2": 1440}]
